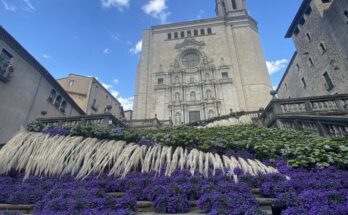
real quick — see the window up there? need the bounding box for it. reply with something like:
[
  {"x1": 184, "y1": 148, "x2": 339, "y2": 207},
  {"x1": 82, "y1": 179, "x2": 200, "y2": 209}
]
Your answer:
[
  {"x1": 95, "y1": 86, "x2": 99, "y2": 92},
  {"x1": 344, "y1": 11, "x2": 348, "y2": 24},
  {"x1": 321, "y1": 0, "x2": 331, "y2": 3},
  {"x1": 48, "y1": 89, "x2": 57, "y2": 102},
  {"x1": 301, "y1": 78, "x2": 307, "y2": 88},
  {"x1": 306, "y1": 32, "x2": 312, "y2": 41},
  {"x1": 168, "y1": 33, "x2": 172, "y2": 40},
  {"x1": 285, "y1": 83, "x2": 288, "y2": 90},
  {"x1": 158, "y1": 78, "x2": 164, "y2": 85},
  {"x1": 69, "y1": 80, "x2": 74, "y2": 87},
  {"x1": 180, "y1": 31, "x2": 185, "y2": 38},
  {"x1": 207, "y1": 28, "x2": 212, "y2": 34},
  {"x1": 305, "y1": 6, "x2": 312, "y2": 16},
  {"x1": 323, "y1": 72, "x2": 334, "y2": 91},
  {"x1": 308, "y1": 57, "x2": 314, "y2": 67},
  {"x1": 187, "y1": 30, "x2": 192, "y2": 37},
  {"x1": 319, "y1": 42, "x2": 326, "y2": 54},
  {"x1": 221, "y1": 72, "x2": 229, "y2": 79},
  {"x1": 194, "y1": 30, "x2": 198, "y2": 36},
  {"x1": 60, "y1": 101, "x2": 67, "y2": 113},
  {"x1": 296, "y1": 64, "x2": 300, "y2": 71},
  {"x1": 92, "y1": 99, "x2": 97, "y2": 109},
  {"x1": 200, "y1": 29, "x2": 205, "y2": 35},
  {"x1": 299, "y1": 17, "x2": 306, "y2": 25},
  {"x1": 174, "y1": 32, "x2": 178, "y2": 39},
  {"x1": 231, "y1": 0, "x2": 237, "y2": 9},
  {"x1": 294, "y1": 27, "x2": 300, "y2": 35},
  {"x1": 190, "y1": 91, "x2": 196, "y2": 101},
  {"x1": 0, "y1": 49, "x2": 13, "y2": 81},
  {"x1": 54, "y1": 95, "x2": 62, "y2": 108},
  {"x1": 182, "y1": 52, "x2": 201, "y2": 67}
]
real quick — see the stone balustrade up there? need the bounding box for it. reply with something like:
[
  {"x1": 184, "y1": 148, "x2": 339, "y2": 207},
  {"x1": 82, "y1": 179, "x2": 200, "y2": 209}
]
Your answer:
[
  {"x1": 37, "y1": 113, "x2": 126, "y2": 128},
  {"x1": 261, "y1": 94, "x2": 348, "y2": 137}
]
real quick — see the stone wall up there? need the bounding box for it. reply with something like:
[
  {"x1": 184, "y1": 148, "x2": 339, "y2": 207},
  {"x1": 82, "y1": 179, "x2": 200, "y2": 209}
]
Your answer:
[
  {"x1": 0, "y1": 27, "x2": 84, "y2": 144},
  {"x1": 133, "y1": 11, "x2": 272, "y2": 124},
  {"x1": 58, "y1": 74, "x2": 124, "y2": 119},
  {"x1": 278, "y1": 0, "x2": 348, "y2": 99}
]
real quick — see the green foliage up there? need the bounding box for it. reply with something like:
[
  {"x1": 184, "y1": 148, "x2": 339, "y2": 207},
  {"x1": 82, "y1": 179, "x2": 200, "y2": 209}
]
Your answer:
[
  {"x1": 69, "y1": 125, "x2": 124, "y2": 140},
  {"x1": 26, "y1": 121, "x2": 45, "y2": 132},
  {"x1": 124, "y1": 125, "x2": 348, "y2": 169}
]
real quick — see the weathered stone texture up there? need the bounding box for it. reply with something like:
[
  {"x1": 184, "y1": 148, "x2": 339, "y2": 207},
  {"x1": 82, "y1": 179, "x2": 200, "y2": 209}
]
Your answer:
[
  {"x1": 278, "y1": 0, "x2": 348, "y2": 98},
  {"x1": 133, "y1": 1, "x2": 272, "y2": 124},
  {"x1": 0, "y1": 27, "x2": 84, "y2": 144},
  {"x1": 58, "y1": 74, "x2": 124, "y2": 119}
]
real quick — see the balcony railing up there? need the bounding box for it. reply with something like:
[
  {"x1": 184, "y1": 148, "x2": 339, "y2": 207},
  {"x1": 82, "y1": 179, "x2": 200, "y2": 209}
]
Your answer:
[
  {"x1": 125, "y1": 118, "x2": 172, "y2": 129},
  {"x1": 37, "y1": 113, "x2": 126, "y2": 128}
]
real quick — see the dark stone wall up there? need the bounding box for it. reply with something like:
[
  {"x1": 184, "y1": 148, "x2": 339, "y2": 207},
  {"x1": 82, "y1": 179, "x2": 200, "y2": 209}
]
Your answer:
[{"x1": 278, "y1": 0, "x2": 348, "y2": 99}]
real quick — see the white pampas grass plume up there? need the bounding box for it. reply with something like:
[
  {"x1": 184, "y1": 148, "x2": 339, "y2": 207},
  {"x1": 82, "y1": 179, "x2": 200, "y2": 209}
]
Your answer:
[{"x1": 0, "y1": 131, "x2": 279, "y2": 180}]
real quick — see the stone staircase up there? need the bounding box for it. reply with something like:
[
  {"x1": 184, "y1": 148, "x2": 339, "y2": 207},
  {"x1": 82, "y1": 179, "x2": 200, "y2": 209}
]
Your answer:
[{"x1": 0, "y1": 189, "x2": 276, "y2": 215}]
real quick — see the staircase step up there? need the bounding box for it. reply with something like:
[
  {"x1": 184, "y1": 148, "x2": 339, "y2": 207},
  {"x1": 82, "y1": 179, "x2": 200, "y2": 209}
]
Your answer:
[{"x1": 256, "y1": 197, "x2": 276, "y2": 206}]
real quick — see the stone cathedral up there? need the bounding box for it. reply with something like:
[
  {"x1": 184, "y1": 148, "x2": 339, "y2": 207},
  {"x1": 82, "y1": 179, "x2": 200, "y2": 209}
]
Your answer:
[{"x1": 133, "y1": 0, "x2": 272, "y2": 125}]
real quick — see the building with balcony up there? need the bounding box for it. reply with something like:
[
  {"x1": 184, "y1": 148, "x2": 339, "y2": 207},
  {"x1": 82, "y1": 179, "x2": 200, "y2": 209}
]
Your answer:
[{"x1": 58, "y1": 74, "x2": 124, "y2": 120}]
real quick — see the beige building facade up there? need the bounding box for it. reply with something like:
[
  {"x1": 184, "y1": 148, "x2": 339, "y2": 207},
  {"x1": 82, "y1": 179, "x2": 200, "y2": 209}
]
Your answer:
[
  {"x1": 58, "y1": 74, "x2": 124, "y2": 119},
  {"x1": 133, "y1": 0, "x2": 272, "y2": 124},
  {"x1": 277, "y1": 0, "x2": 348, "y2": 98},
  {"x1": 0, "y1": 26, "x2": 85, "y2": 144}
]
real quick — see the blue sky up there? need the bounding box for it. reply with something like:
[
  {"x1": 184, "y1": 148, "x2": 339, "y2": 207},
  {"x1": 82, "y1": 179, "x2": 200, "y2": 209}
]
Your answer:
[{"x1": 0, "y1": 0, "x2": 302, "y2": 110}]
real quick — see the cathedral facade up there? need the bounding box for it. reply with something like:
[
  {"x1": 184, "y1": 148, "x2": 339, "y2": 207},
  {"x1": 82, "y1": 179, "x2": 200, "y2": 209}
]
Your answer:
[{"x1": 133, "y1": 0, "x2": 272, "y2": 124}]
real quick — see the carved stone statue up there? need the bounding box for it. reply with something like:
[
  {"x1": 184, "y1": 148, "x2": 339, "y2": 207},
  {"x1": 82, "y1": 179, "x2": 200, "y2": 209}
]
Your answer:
[
  {"x1": 175, "y1": 76, "x2": 180, "y2": 83},
  {"x1": 1, "y1": 62, "x2": 14, "y2": 79},
  {"x1": 208, "y1": 110, "x2": 215, "y2": 119},
  {"x1": 206, "y1": 89, "x2": 212, "y2": 99},
  {"x1": 175, "y1": 112, "x2": 181, "y2": 124},
  {"x1": 190, "y1": 91, "x2": 196, "y2": 101},
  {"x1": 175, "y1": 92, "x2": 180, "y2": 102}
]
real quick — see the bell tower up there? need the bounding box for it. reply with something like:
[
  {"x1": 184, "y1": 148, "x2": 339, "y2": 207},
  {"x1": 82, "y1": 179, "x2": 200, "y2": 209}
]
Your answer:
[{"x1": 216, "y1": 0, "x2": 247, "y2": 18}]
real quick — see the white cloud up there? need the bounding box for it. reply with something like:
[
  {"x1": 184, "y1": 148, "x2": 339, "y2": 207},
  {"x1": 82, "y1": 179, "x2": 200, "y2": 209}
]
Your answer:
[
  {"x1": 2, "y1": 0, "x2": 16, "y2": 12},
  {"x1": 100, "y1": 80, "x2": 133, "y2": 110},
  {"x1": 142, "y1": 0, "x2": 170, "y2": 24},
  {"x1": 110, "y1": 32, "x2": 120, "y2": 41},
  {"x1": 22, "y1": 0, "x2": 36, "y2": 12},
  {"x1": 103, "y1": 48, "x2": 110, "y2": 54},
  {"x1": 266, "y1": 59, "x2": 289, "y2": 75},
  {"x1": 2, "y1": 0, "x2": 36, "y2": 12},
  {"x1": 129, "y1": 40, "x2": 142, "y2": 54},
  {"x1": 197, "y1": 9, "x2": 205, "y2": 19},
  {"x1": 101, "y1": 82, "x2": 112, "y2": 90},
  {"x1": 118, "y1": 96, "x2": 134, "y2": 111},
  {"x1": 101, "y1": 0, "x2": 130, "y2": 10},
  {"x1": 42, "y1": 54, "x2": 51, "y2": 59}
]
